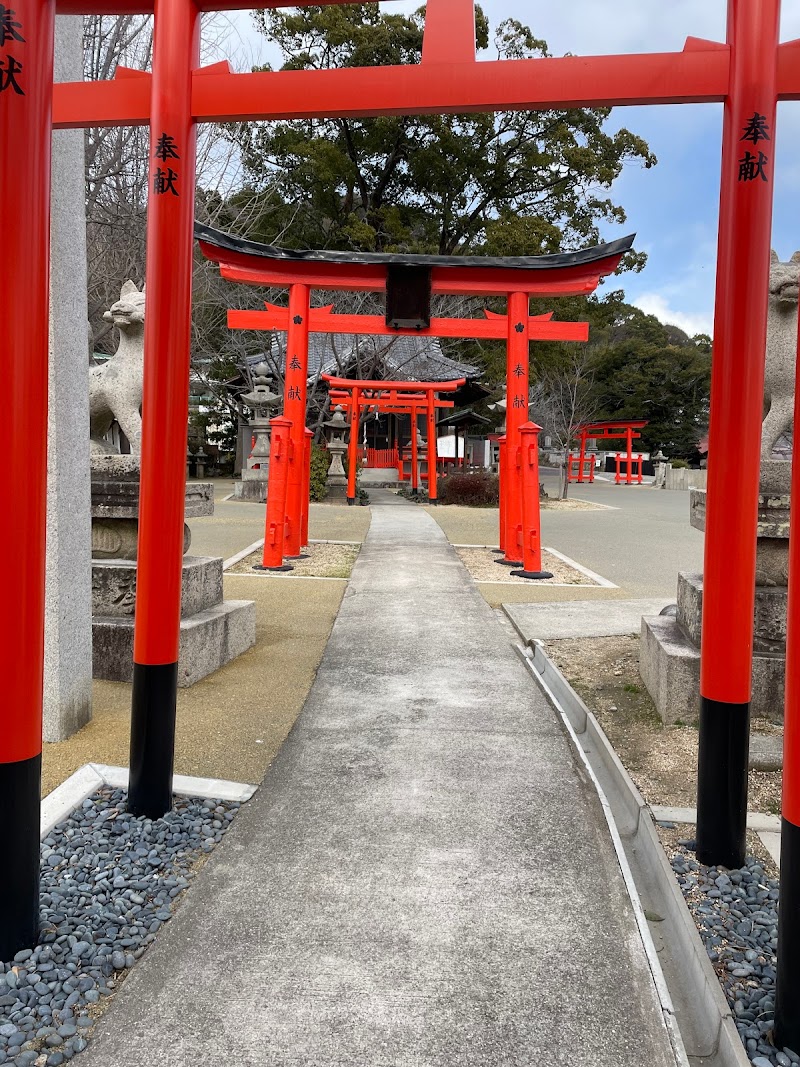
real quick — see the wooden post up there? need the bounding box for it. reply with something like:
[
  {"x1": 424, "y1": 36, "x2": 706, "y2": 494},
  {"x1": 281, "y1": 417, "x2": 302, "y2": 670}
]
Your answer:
[
  {"x1": 411, "y1": 412, "x2": 419, "y2": 495},
  {"x1": 347, "y1": 390, "x2": 360, "y2": 504},
  {"x1": 427, "y1": 392, "x2": 438, "y2": 503},
  {"x1": 301, "y1": 426, "x2": 313, "y2": 547},
  {"x1": 283, "y1": 283, "x2": 310, "y2": 556},
  {"x1": 697, "y1": 0, "x2": 780, "y2": 869},
  {"x1": 511, "y1": 423, "x2": 553, "y2": 581},
  {"x1": 257, "y1": 416, "x2": 293, "y2": 572},
  {"x1": 501, "y1": 292, "x2": 529, "y2": 563},
  {"x1": 128, "y1": 0, "x2": 199, "y2": 820},
  {"x1": 0, "y1": 0, "x2": 56, "y2": 956}
]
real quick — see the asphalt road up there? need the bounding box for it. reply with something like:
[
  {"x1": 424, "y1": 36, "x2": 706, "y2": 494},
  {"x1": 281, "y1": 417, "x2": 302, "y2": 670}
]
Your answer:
[{"x1": 540, "y1": 471, "x2": 704, "y2": 598}]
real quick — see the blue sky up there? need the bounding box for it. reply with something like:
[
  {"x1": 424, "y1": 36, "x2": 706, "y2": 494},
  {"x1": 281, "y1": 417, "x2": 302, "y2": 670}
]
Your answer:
[{"x1": 215, "y1": 1, "x2": 800, "y2": 336}]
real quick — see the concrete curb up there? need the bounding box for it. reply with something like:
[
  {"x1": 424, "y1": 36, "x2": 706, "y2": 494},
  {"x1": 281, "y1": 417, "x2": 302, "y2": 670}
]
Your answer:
[
  {"x1": 225, "y1": 573, "x2": 349, "y2": 582},
  {"x1": 651, "y1": 805, "x2": 781, "y2": 834},
  {"x1": 41, "y1": 763, "x2": 256, "y2": 838},
  {"x1": 515, "y1": 640, "x2": 750, "y2": 1067},
  {"x1": 651, "y1": 805, "x2": 783, "y2": 869},
  {"x1": 223, "y1": 539, "x2": 264, "y2": 571},
  {"x1": 543, "y1": 546, "x2": 618, "y2": 587},
  {"x1": 309, "y1": 539, "x2": 363, "y2": 546}
]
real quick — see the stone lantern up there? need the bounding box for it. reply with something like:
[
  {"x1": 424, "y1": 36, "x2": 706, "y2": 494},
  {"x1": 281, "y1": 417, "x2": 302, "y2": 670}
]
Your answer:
[
  {"x1": 234, "y1": 360, "x2": 280, "y2": 501},
  {"x1": 325, "y1": 404, "x2": 349, "y2": 502}
]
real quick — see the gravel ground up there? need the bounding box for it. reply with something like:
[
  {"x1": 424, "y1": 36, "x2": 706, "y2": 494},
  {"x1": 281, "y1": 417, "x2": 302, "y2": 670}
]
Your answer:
[
  {"x1": 546, "y1": 636, "x2": 790, "y2": 1066},
  {"x1": 0, "y1": 787, "x2": 240, "y2": 1067},
  {"x1": 456, "y1": 547, "x2": 595, "y2": 585},
  {"x1": 670, "y1": 841, "x2": 798, "y2": 1067},
  {"x1": 228, "y1": 542, "x2": 360, "y2": 578}
]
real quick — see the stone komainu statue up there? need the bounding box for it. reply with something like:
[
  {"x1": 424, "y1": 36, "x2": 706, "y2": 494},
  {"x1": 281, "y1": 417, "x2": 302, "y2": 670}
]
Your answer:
[
  {"x1": 762, "y1": 250, "x2": 799, "y2": 464},
  {"x1": 89, "y1": 281, "x2": 145, "y2": 456}
]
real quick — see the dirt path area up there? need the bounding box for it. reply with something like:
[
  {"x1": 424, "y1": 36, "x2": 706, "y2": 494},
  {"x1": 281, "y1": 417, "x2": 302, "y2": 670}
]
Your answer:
[
  {"x1": 42, "y1": 574, "x2": 349, "y2": 796},
  {"x1": 229, "y1": 542, "x2": 359, "y2": 578},
  {"x1": 545, "y1": 634, "x2": 782, "y2": 816}
]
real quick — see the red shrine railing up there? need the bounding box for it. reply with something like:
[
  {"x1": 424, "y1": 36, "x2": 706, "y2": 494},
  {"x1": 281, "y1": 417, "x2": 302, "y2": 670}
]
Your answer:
[{"x1": 363, "y1": 447, "x2": 399, "y2": 469}]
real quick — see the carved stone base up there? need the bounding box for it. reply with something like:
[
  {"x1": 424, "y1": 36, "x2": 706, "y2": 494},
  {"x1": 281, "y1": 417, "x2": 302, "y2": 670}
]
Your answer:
[
  {"x1": 759, "y1": 458, "x2": 792, "y2": 496},
  {"x1": 91, "y1": 555, "x2": 256, "y2": 686},
  {"x1": 92, "y1": 556, "x2": 224, "y2": 619},
  {"x1": 233, "y1": 469, "x2": 269, "y2": 502},
  {"x1": 90, "y1": 471, "x2": 213, "y2": 559},
  {"x1": 93, "y1": 601, "x2": 256, "y2": 687},
  {"x1": 325, "y1": 480, "x2": 349, "y2": 504},
  {"x1": 640, "y1": 569, "x2": 786, "y2": 723},
  {"x1": 690, "y1": 487, "x2": 789, "y2": 586},
  {"x1": 92, "y1": 519, "x2": 191, "y2": 560},
  {"x1": 640, "y1": 613, "x2": 784, "y2": 725},
  {"x1": 677, "y1": 572, "x2": 786, "y2": 655}
]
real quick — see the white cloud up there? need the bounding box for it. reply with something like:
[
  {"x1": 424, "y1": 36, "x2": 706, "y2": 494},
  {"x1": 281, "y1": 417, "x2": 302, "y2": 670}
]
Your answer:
[
  {"x1": 477, "y1": 0, "x2": 800, "y2": 56},
  {"x1": 633, "y1": 292, "x2": 713, "y2": 337}
]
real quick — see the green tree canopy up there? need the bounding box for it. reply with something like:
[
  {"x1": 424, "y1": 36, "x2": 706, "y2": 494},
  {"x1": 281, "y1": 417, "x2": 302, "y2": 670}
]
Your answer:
[
  {"x1": 224, "y1": 4, "x2": 655, "y2": 262},
  {"x1": 586, "y1": 301, "x2": 712, "y2": 457},
  {"x1": 526, "y1": 292, "x2": 711, "y2": 458}
]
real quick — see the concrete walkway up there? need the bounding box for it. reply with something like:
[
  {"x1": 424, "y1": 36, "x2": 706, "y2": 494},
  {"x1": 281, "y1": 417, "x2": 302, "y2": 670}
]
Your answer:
[{"x1": 81, "y1": 505, "x2": 678, "y2": 1067}]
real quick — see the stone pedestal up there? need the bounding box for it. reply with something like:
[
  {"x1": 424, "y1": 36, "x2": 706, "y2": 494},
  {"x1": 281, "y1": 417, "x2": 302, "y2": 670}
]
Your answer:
[
  {"x1": 91, "y1": 457, "x2": 211, "y2": 557},
  {"x1": 92, "y1": 556, "x2": 256, "y2": 686},
  {"x1": 640, "y1": 489, "x2": 787, "y2": 723},
  {"x1": 44, "y1": 16, "x2": 94, "y2": 743},
  {"x1": 233, "y1": 471, "x2": 270, "y2": 502},
  {"x1": 90, "y1": 458, "x2": 256, "y2": 683}
]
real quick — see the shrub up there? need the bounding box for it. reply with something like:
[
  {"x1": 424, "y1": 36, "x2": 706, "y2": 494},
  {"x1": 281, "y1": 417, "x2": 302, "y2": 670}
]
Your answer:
[
  {"x1": 309, "y1": 443, "x2": 331, "y2": 501},
  {"x1": 439, "y1": 471, "x2": 499, "y2": 507},
  {"x1": 670, "y1": 458, "x2": 689, "y2": 469}
]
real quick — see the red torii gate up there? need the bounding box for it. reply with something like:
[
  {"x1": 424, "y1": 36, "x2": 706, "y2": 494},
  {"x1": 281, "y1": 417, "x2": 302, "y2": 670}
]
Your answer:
[
  {"x1": 198, "y1": 224, "x2": 624, "y2": 565},
  {"x1": 569, "y1": 420, "x2": 649, "y2": 485},
  {"x1": 324, "y1": 377, "x2": 461, "y2": 506},
  {"x1": 4, "y1": 0, "x2": 800, "y2": 1043}
]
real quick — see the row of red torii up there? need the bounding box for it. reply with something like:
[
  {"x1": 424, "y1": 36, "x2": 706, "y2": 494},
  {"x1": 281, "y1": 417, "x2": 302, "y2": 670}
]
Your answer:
[
  {"x1": 5, "y1": 0, "x2": 800, "y2": 1045},
  {"x1": 198, "y1": 227, "x2": 633, "y2": 577}
]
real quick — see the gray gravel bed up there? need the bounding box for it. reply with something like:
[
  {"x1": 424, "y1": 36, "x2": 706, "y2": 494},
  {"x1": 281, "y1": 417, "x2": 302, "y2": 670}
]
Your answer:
[
  {"x1": 0, "y1": 787, "x2": 240, "y2": 1067},
  {"x1": 672, "y1": 842, "x2": 797, "y2": 1067}
]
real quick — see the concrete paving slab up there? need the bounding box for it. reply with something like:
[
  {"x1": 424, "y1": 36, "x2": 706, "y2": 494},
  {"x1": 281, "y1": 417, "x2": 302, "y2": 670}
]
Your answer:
[
  {"x1": 505, "y1": 597, "x2": 673, "y2": 641},
  {"x1": 759, "y1": 831, "x2": 782, "y2": 867},
  {"x1": 79, "y1": 504, "x2": 677, "y2": 1067}
]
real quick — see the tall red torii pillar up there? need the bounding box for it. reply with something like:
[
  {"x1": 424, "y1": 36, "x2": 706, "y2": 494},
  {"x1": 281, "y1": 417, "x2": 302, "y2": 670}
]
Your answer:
[{"x1": 0, "y1": 0, "x2": 56, "y2": 960}]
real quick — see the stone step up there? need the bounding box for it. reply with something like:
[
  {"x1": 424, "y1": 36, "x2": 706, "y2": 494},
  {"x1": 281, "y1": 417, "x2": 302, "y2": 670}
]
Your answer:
[{"x1": 92, "y1": 599, "x2": 256, "y2": 687}]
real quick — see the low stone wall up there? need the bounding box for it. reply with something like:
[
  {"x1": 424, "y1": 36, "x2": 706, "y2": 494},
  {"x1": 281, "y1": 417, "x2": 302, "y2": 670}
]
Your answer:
[{"x1": 663, "y1": 466, "x2": 707, "y2": 491}]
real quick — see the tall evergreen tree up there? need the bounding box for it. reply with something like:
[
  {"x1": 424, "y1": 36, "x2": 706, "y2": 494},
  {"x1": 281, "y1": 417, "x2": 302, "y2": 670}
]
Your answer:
[{"x1": 224, "y1": 5, "x2": 654, "y2": 263}]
